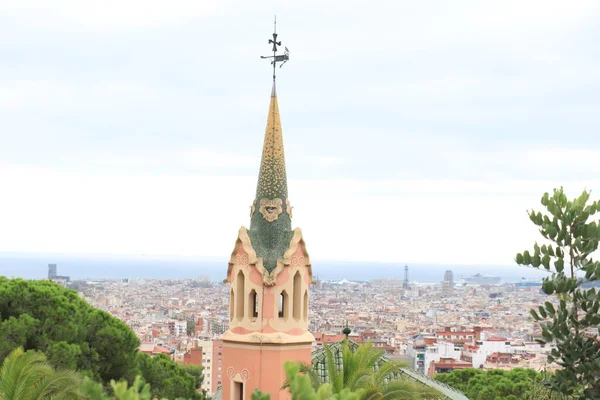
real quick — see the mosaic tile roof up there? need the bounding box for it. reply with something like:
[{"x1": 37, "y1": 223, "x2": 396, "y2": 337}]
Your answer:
[{"x1": 248, "y1": 82, "x2": 293, "y2": 272}]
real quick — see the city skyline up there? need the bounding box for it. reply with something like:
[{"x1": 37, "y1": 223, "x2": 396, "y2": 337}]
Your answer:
[{"x1": 1, "y1": 1, "x2": 600, "y2": 267}]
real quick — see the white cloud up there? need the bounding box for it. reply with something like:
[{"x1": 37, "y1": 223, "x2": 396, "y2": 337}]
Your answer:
[
  {"x1": 0, "y1": 1, "x2": 220, "y2": 30},
  {"x1": 1, "y1": 164, "x2": 597, "y2": 266},
  {"x1": 0, "y1": 80, "x2": 74, "y2": 110},
  {"x1": 0, "y1": 80, "x2": 151, "y2": 110},
  {"x1": 439, "y1": 148, "x2": 600, "y2": 180},
  {"x1": 180, "y1": 150, "x2": 258, "y2": 169},
  {"x1": 305, "y1": 156, "x2": 345, "y2": 167},
  {"x1": 1, "y1": 0, "x2": 596, "y2": 39},
  {"x1": 0, "y1": 0, "x2": 599, "y2": 269}
]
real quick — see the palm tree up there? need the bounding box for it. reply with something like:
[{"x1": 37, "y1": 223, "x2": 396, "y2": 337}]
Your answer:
[
  {"x1": 289, "y1": 340, "x2": 441, "y2": 400},
  {"x1": 0, "y1": 347, "x2": 82, "y2": 400}
]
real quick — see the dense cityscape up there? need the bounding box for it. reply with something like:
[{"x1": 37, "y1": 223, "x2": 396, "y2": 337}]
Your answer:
[
  {"x1": 2, "y1": 3, "x2": 600, "y2": 399},
  {"x1": 55, "y1": 263, "x2": 556, "y2": 397}
]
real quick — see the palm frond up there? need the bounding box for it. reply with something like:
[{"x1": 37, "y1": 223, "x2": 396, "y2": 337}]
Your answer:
[
  {"x1": 1, "y1": 347, "x2": 53, "y2": 400},
  {"x1": 0, "y1": 346, "x2": 83, "y2": 400},
  {"x1": 312, "y1": 341, "x2": 443, "y2": 400},
  {"x1": 281, "y1": 362, "x2": 321, "y2": 392},
  {"x1": 361, "y1": 388, "x2": 384, "y2": 400},
  {"x1": 345, "y1": 367, "x2": 372, "y2": 391},
  {"x1": 381, "y1": 379, "x2": 441, "y2": 400},
  {"x1": 370, "y1": 360, "x2": 405, "y2": 386},
  {"x1": 324, "y1": 344, "x2": 343, "y2": 393},
  {"x1": 30, "y1": 369, "x2": 82, "y2": 399}
]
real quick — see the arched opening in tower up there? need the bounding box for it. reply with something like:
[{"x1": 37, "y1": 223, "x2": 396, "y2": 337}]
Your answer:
[
  {"x1": 230, "y1": 289, "x2": 235, "y2": 321},
  {"x1": 278, "y1": 291, "x2": 288, "y2": 318},
  {"x1": 303, "y1": 290, "x2": 308, "y2": 321},
  {"x1": 249, "y1": 289, "x2": 258, "y2": 319},
  {"x1": 293, "y1": 271, "x2": 301, "y2": 321},
  {"x1": 236, "y1": 270, "x2": 245, "y2": 320}
]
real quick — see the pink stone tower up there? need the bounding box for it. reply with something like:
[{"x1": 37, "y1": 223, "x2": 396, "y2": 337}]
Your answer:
[{"x1": 221, "y1": 78, "x2": 314, "y2": 400}]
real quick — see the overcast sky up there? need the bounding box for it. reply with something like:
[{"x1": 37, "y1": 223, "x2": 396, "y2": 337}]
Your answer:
[{"x1": 1, "y1": 1, "x2": 599, "y2": 267}]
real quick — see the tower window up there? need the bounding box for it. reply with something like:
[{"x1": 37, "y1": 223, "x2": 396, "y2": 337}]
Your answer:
[
  {"x1": 249, "y1": 289, "x2": 258, "y2": 318},
  {"x1": 303, "y1": 290, "x2": 308, "y2": 321},
  {"x1": 236, "y1": 271, "x2": 245, "y2": 320},
  {"x1": 293, "y1": 271, "x2": 302, "y2": 321},
  {"x1": 278, "y1": 291, "x2": 288, "y2": 318},
  {"x1": 230, "y1": 289, "x2": 234, "y2": 322}
]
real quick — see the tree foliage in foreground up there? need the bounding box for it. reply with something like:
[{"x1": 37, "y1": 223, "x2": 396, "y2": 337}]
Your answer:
[
  {"x1": 82, "y1": 362, "x2": 362, "y2": 400},
  {"x1": 126, "y1": 353, "x2": 202, "y2": 400},
  {"x1": 516, "y1": 188, "x2": 600, "y2": 399},
  {"x1": 184, "y1": 364, "x2": 207, "y2": 398},
  {"x1": 0, "y1": 277, "x2": 139, "y2": 382},
  {"x1": 434, "y1": 368, "x2": 571, "y2": 400},
  {"x1": 253, "y1": 361, "x2": 364, "y2": 400},
  {"x1": 81, "y1": 376, "x2": 160, "y2": 400},
  {"x1": 0, "y1": 278, "x2": 204, "y2": 400},
  {"x1": 287, "y1": 341, "x2": 440, "y2": 400},
  {"x1": 0, "y1": 346, "x2": 82, "y2": 400}
]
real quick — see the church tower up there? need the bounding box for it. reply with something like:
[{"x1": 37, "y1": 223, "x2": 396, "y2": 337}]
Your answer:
[{"x1": 221, "y1": 27, "x2": 314, "y2": 400}]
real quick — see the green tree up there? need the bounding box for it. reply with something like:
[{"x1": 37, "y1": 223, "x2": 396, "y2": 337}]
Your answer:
[
  {"x1": 0, "y1": 314, "x2": 38, "y2": 358},
  {"x1": 80, "y1": 376, "x2": 155, "y2": 400},
  {"x1": 524, "y1": 372, "x2": 574, "y2": 400},
  {"x1": 186, "y1": 320, "x2": 195, "y2": 336},
  {"x1": 434, "y1": 368, "x2": 574, "y2": 400},
  {"x1": 434, "y1": 368, "x2": 571, "y2": 400},
  {"x1": 184, "y1": 364, "x2": 205, "y2": 393},
  {"x1": 0, "y1": 278, "x2": 139, "y2": 383},
  {"x1": 128, "y1": 353, "x2": 202, "y2": 400},
  {"x1": 290, "y1": 341, "x2": 440, "y2": 400},
  {"x1": 254, "y1": 361, "x2": 364, "y2": 400},
  {"x1": 0, "y1": 346, "x2": 82, "y2": 399},
  {"x1": 516, "y1": 188, "x2": 600, "y2": 399},
  {"x1": 0, "y1": 278, "x2": 204, "y2": 399}
]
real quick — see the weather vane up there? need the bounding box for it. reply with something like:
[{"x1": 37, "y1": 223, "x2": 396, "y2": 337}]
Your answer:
[{"x1": 260, "y1": 16, "x2": 290, "y2": 81}]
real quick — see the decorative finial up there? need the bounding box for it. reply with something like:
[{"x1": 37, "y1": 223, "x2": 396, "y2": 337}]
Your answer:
[
  {"x1": 343, "y1": 320, "x2": 351, "y2": 338},
  {"x1": 260, "y1": 15, "x2": 290, "y2": 81}
]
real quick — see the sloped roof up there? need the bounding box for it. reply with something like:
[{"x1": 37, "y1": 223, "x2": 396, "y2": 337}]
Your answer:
[{"x1": 311, "y1": 341, "x2": 470, "y2": 400}]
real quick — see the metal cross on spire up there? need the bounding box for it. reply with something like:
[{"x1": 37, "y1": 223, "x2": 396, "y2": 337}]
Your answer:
[{"x1": 260, "y1": 16, "x2": 290, "y2": 81}]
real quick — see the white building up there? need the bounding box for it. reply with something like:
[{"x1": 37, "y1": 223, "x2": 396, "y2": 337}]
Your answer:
[{"x1": 424, "y1": 341, "x2": 464, "y2": 375}]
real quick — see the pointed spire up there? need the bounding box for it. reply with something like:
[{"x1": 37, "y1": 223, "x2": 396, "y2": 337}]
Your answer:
[
  {"x1": 255, "y1": 81, "x2": 287, "y2": 201},
  {"x1": 249, "y1": 23, "x2": 294, "y2": 272},
  {"x1": 248, "y1": 83, "x2": 293, "y2": 272}
]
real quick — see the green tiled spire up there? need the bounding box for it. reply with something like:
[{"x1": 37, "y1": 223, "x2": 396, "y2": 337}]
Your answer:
[{"x1": 248, "y1": 82, "x2": 293, "y2": 272}]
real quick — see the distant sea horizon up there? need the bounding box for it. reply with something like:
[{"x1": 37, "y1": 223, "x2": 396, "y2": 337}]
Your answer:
[{"x1": 0, "y1": 252, "x2": 550, "y2": 283}]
